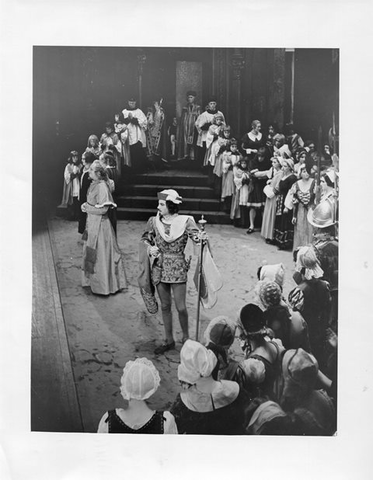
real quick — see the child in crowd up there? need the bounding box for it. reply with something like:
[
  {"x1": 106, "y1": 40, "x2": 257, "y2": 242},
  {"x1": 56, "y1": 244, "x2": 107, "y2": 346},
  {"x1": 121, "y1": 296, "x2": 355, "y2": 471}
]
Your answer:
[
  {"x1": 59, "y1": 150, "x2": 82, "y2": 220},
  {"x1": 285, "y1": 123, "x2": 304, "y2": 155},
  {"x1": 78, "y1": 152, "x2": 95, "y2": 235},
  {"x1": 265, "y1": 123, "x2": 278, "y2": 151},
  {"x1": 213, "y1": 125, "x2": 232, "y2": 195},
  {"x1": 100, "y1": 121, "x2": 121, "y2": 176},
  {"x1": 84, "y1": 134, "x2": 101, "y2": 159},
  {"x1": 204, "y1": 114, "x2": 225, "y2": 185},
  {"x1": 230, "y1": 157, "x2": 250, "y2": 227},
  {"x1": 114, "y1": 114, "x2": 131, "y2": 168},
  {"x1": 168, "y1": 117, "x2": 178, "y2": 159},
  {"x1": 221, "y1": 139, "x2": 241, "y2": 213}
]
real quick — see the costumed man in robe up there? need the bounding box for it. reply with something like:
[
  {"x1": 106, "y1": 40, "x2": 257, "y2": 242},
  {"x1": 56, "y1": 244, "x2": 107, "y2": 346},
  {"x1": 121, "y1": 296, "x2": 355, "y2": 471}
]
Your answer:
[
  {"x1": 195, "y1": 96, "x2": 225, "y2": 168},
  {"x1": 177, "y1": 90, "x2": 201, "y2": 163},
  {"x1": 122, "y1": 96, "x2": 148, "y2": 172},
  {"x1": 146, "y1": 97, "x2": 168, "y2": 166}
]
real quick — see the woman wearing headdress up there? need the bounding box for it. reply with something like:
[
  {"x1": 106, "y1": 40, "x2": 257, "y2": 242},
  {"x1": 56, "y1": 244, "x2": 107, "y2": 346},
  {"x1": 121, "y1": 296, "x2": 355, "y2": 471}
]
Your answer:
[
  {"x1": 288, "y1": 246, "x2": 331, "y2": 371},
  {"x1": 273, "y1": 157, "x2": 297, "y2": 250},
  {"x1": 81, "y1": 160, "x2": 127, "y2": 295},
  {"x1": 170, "y1": 340, "x2": 247, "y2": 434},
  {"x1": 138, "y1": 189, "x2": 204, "y2": 355},
  {"x1": 97, "y1": 357, "x2": 177, "y2": 434},
  {"x1": 237, "y1": 303, "x2": 285, "y2": 402},
  {"x1": 289, "y1": 163, "x2": 316, "y2": 251}
]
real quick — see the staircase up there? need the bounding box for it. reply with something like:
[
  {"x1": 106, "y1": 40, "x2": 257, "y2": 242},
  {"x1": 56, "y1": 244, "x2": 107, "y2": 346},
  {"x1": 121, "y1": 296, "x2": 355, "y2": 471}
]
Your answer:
[{"x1": 116, "y1": 169, "x2": 232, "y2": 224}]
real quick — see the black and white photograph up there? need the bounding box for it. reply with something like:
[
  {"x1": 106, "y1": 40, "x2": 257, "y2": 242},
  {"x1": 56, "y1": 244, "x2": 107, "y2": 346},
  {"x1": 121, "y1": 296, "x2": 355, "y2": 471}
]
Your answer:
[
  {"x1": 32, "y1": 45, "x2": 339, "y2": 436},
  {"x1": 2, "y1": 1, "x2": 373, "y2": 479}
]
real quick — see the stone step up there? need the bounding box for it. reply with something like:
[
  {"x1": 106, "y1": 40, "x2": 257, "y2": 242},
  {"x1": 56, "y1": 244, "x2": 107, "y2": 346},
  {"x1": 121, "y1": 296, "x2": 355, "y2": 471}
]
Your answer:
[
  {"x1": 117, "y1": 207, "x2": 232, "y2": 225},
  {"x1": 129, "y1": 172, "x2": 210, "y2": 187},
  {"x1": 124, "y1": 184, "x2": 218, "y2": 199},
  {"x1": 117, "y1": 195, "x2": 222, "y2": 211}
]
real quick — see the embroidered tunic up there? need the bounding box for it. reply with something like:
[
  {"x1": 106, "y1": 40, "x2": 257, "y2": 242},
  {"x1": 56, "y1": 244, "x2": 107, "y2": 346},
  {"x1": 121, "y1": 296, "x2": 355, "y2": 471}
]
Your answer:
[{"x1": 142, "y1": 215, "x2": 200, "y2": 284}]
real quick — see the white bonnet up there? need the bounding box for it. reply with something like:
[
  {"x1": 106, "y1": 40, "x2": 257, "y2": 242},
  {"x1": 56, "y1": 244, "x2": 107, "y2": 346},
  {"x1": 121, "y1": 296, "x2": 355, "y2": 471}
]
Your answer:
[
  {"x1": 120, "y1": 357, "x2": 161, "y2": 401},
  {"x1": 178, "y1": 340, "x2": 217, "y2": 385}
]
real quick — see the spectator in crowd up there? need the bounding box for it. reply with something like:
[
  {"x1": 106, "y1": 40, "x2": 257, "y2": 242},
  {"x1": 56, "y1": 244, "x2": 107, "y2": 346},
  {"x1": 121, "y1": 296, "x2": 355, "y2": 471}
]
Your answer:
[
  {"x1": 273, "y1": 158, "x2": 297, "y2": 250},
  {"x1": 261, "y1": 155, "x2": 283, "y2": 244},
  {"x1": 178, "y1": 90, "x2": 201, "y2": 162},
  {"x1": 237, "y1": 303, "x2": 285, "y2": 402},
  {"x1": 273, "y1": 133, "x2": 292, "y2": 158},
  {"x1": 265, "y1": 123, "x2": 278, "y2": 150},
  {"x1": 308, "y1": 194, "x2": 338, "y2": 333},
  {"x1": 114, "y1": 113, "x2": 131, "y2": 169},
  {"x1": 284, "y1": 123, "x2": 304, "y2": 155},
  {"x1": 59, "y1": 150, "x2": 82, "y2": 221},
  {"x1": 289, "y1": 163, "x2": 316, "y2": 251},
  {"x1": 278, "y1": 348, "x2": 336, "y2": 435},
  {"x1": 78, "y1": 152, "x2": 95, "y2": 235},
  {"x1": 221, "y1": 139, "x2": 241, "y2": 213},
  {"x1": 203, "y1": 113, "x2": 226, "y2": 184},
  {"x1": 230, "y1": 157, "x2": 251, "y2": 228},
  {"x1": 97, "y1": 357, "x2": 178, "y2": 434},
  {"x1": 288, "y1": 245, "x2": 331, "y2": 371},
  {"x1": 99, "y1": 121, "x2": 121, "y2": 176},
  {"x1": 170, "y1": 340, "x2": 247, "y2": 434},
  {"x1": 195, "y1": 96, "x2": 225, "y2": 167},
  {"x1": 168, "y1": 116, "x2": 178, "y2": 159},
  {"x1": 241, "y1": 119, "x2": 266, "y2": 162},
  {"x1": 122, "y1": 96, "x2": 148, "y2": 172},
  {"x1": 246, "y1": 146, "x2": 272, "y2": 234},
  {"x1": 84, "y1": 134, "x2": 101, "y2": 159}
]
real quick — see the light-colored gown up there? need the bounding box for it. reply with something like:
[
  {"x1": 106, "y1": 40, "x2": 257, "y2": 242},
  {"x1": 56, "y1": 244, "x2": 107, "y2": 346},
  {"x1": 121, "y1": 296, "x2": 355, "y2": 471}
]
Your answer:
[
  {"x1": 82, "y1": 180, "x2": 127, "y2": 295},
  {"x1": 261, "y1": 167, "x2": 283, "y2": 240}
]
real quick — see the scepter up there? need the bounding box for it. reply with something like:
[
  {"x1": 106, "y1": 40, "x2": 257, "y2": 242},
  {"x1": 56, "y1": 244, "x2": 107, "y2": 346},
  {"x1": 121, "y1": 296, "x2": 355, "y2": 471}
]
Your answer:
[{"x1": 195, "y1": 215, "x2": 207, "y2": 341}]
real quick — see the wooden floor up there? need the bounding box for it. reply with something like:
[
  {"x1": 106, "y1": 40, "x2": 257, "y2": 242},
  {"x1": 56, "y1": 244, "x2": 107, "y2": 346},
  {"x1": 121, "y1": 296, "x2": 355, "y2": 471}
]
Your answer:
[{"x1": 31, "y1": 219, "x2": 83, "y2": 432}]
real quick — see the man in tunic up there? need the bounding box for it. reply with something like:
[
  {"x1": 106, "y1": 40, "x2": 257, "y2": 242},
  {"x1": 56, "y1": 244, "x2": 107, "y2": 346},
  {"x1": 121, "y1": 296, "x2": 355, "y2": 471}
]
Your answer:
[
  {"x1": 122, "y1": 97, "x2": 148, "y2": 172},
  {"x1": 177, "y1": 90, "x2": 201, "y2": 162},
  {"x1": 195, "y1": 96, "x2": 225, "y2": 168}
]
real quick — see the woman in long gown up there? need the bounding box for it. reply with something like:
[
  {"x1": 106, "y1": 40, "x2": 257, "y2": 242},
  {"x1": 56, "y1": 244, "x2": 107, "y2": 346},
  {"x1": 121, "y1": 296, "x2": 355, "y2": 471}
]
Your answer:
[
  {"x1": 290, "y1": 164, "x2": 315, "y2": 251},
  {"x1": 261, "y1": 155, "x2": 283, "y2": 243},
  {"x1": 81, "y1": 160, "x2": 127, "y2": 295},
  {"x1": 273, "y1": 158, "x2": 297, "y2": 250}
]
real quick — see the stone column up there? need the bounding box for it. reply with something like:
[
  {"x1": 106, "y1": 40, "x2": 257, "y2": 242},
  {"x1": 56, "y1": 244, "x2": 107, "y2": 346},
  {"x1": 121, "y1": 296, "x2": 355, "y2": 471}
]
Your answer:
[
  {"x1": 231, "y1": 48, "x2": 245, "y2": 137},
  {"x1": 137, "y1": 51, "x2": 146, "y2": 109}
]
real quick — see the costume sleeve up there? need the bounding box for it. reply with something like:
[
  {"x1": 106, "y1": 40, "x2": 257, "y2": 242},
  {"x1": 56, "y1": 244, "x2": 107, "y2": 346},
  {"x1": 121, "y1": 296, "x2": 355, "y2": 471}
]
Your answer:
[
  {"x1": 163, "y1": 411, "x2": 178, "y2": 434},
  {"x1": 136, "y1": 109, "x2": 148, "y2": 130},
  {"x1": 185, "y1": 216, "x2": 201, "y2": 244},
  {"x1": 97, "y1": 412, "x2": 109, "y2": 433},
  {"x1": 85, "y1": 182, "x2": 111, "y2": 215},
  {"x1": 288, "y1": 287, "x2": 305, "y2": 312},
  {"x1": 64, "y1": 165, "x2": 71, "y2": 184},
  {"x1": 194, "y1": 112, "x2": 204, "y2": 131},
  {"x1": 140, "y1": 218, "x2": 156, "y2": 254}
]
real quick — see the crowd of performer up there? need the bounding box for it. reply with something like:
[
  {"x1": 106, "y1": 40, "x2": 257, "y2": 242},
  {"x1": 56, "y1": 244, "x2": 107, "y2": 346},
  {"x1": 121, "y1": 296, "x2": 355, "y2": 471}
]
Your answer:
[{"x1": 57, "y1": 91, "x2": 339, "y2": 435}]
